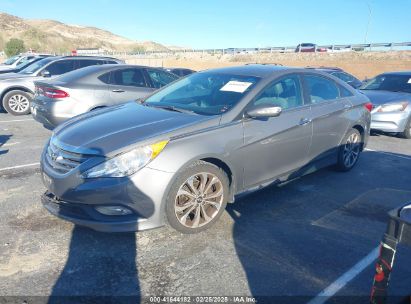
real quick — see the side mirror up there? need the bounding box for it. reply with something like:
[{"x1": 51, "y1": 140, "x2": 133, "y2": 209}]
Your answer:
[
  {"x1": 40, "y1": 70, "x2": 51, "y2": 77},
  {"x1": 246, "y1": 105, "x2": 282, "y2": 118}
]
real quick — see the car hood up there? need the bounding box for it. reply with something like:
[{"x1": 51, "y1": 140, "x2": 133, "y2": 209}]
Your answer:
[
  {"x1": 0, "y1": 72, "x2": 35, "y2": 81},
  {"x1": 360, "y1": 90, "x2": 411, "y2": 105},
  {"x1": 53, "y1": 102, "x2": 219, "y2": 156}
]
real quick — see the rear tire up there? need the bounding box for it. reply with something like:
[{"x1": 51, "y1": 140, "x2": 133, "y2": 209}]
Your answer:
[
  {"x1": 400, "y1": 118, "x2": 411, "y2": 139},
  {"x1": 2, "y1": 90, "x2": 32, "y2": 116},
  {"x1": 336, "y1": 128, "x2": 362, "y2": 171},
  {"x1": 165, "y1": 161, "x2": 229, "y2": 234}
]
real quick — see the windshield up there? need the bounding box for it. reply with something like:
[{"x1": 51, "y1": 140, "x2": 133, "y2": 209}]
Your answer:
[
  {"x1": 144, "y1": 72, "x2": 260, "y2": 115},
  {"x1": 3, "y1": 55, "x2": 21, "y2": 65},
  {"x1": 18, "y1": 57, "x2": 55, "y2": 74},
  {"x1": 361, "y1": 74, "x2": 411, "y2": 93}
]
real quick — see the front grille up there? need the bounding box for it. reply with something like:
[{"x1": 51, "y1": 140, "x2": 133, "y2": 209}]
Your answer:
[{"x1": 46, "y1": 141, "x2": 88, "y2": 174}]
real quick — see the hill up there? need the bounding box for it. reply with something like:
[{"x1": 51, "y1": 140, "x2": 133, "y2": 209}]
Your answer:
[{"x1": 0, "y1": 12, "x2": 169, "y2": 53}]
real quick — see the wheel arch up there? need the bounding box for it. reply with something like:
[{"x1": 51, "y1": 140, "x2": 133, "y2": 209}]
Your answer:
[{"x1": 1, "y1": 86, "x2": 34, "y2": 103}]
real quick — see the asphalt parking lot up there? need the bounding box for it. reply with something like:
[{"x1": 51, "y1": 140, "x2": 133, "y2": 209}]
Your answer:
[{"x1": 0, "y1": 112, "x2": 411, "y2": 304}]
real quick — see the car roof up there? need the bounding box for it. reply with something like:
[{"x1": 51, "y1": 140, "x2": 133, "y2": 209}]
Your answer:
[
  {"x1": 381, "y1": 71, "x2": 411, "y2": 76},
  {"x1": 199, "y1": 64, "x2": 292, "y2": 78},
  {"x1": 305, "y1": 66, "x2": 343, "y2": 72}
]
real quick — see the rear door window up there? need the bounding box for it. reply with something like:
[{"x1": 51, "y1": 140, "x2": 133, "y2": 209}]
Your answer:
[
  {"x1": 45, "y1": 60, "x2": 75, "y2": 76},
  {"x1": 304, "y1": 74, "x2": 340, "y2": 104},
  {"x1": 111, "y1": 68, "x2": 148, "y2": 87}
]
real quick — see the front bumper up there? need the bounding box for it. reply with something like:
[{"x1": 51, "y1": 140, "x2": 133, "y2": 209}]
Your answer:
[
  {"x1": 371, "y1": 111, "x2": 410, "y2": 133},
  {"x1": 40, "y1": 149, "x2": 176, "y2": 232}
]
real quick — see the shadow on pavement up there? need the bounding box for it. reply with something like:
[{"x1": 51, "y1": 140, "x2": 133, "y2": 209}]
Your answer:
[
  {"x1": 0, "y1": 134, "x2": 12, "y2": 155},
  {"x1": 227, "y1": 149, "x2": 411, "y2": 303}
]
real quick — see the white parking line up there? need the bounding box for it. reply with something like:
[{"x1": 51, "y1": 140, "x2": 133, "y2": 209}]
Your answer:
[
  {"x1": 0, "y1": 162, "x2": 40, "y2": 172},
  {"x1": 365, "y1": 148, "x2": 411, "y2": 160},
  {"x1": 0, "y1": 119, "x2": 33, "y2": 123},
  {"x1": 307, "y1": 246, "x2": 379, "y2": 304},
  {"x1": 1, "y1": 142, "x2": 20, "y2": 147}
]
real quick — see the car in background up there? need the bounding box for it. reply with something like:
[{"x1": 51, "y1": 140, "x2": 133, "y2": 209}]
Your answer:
[
  {"x1": 31, "y1": 64, "x2": 178, "y2": 129},
  {"x1": 0, "y1": 56, "x2": 123, "y2": 116},
  {"x1": 39, "y1": 64, "x2": 371, "y2": 234},
  {"x1": 360, "y1": 71, "x2": 411, "y2": 139},
  {"x1": 295, "y1": 43, "x2": 327, "y2": 53},
  {"x1": 0, "y1": 53, "x2": 44, "y2": 71},
  {"x1": 0, "y1": 55, "x2": 53, "y2": 75},
  {"x1": 307, "y1": 67, "x2": 363, "y2": 88},
  {"x1": 164, "y1": 67, "x2": 195, "y2": 77}
]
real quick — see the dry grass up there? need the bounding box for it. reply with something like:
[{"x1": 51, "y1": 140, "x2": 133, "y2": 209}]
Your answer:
[
  {"x1": 2, "y1": 51, "x2": 410, "y2": 80},
  {"x1": 156, "y1": 51, "x2": 411, "y2": 79}
]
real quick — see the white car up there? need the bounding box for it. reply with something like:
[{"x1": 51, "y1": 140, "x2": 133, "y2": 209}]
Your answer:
[{"x1": 0, "y1": 54, "x2": 37, "y2": 72}]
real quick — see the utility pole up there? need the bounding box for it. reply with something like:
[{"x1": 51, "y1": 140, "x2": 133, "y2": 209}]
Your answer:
[{"x1": 364, "y1": 1, "x2": 372, "y2": 43}]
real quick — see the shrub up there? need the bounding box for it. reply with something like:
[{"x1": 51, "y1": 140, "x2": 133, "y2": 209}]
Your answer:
[{"x1": 5, "y1": 38, "x2": 25, "y2": 57}]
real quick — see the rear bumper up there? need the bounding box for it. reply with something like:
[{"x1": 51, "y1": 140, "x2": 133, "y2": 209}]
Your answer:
[
  {"x1": 31, "y1": 97, "x2": 86, "y2": 129},
  {"x1": 371, "y1": 111, "x2": 410, "y2": 133}
]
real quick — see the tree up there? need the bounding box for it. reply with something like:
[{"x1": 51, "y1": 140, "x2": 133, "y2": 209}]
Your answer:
[{"x1": 4, "y1": 38, "x2": 25, "y2": 57}]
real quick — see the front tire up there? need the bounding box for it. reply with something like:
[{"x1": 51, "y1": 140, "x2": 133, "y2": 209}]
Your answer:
[
  {"x1": 2, "y1": 90, "x2": 32, "y2": 116},
  {"x1": 400, "y1": 117, "x2": 411, "y2": 139},
  {"x1": 165, "y1": 161, "x2": 229, "y2": 234},
  {"x1": 336, "y1": 128, "x2": 362, "y2": 171}
]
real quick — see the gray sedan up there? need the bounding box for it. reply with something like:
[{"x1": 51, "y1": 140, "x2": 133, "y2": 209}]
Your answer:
[
  {"x1": 40, "y1": 65, "x2": 371, "y2": 233},
  {"x1": 31, "y1": 64, "x2": 179, "y2": 129},
  {"x1": 0, "y1": 56, "x2": 122, "y2": 116}
]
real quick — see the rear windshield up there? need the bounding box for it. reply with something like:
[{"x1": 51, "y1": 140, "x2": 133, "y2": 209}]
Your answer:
[{"x1": 361, "y1": 74, "x2": 411, "y2": 93}]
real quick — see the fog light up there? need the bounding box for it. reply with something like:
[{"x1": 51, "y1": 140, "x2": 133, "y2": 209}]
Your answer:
[{"x1": 95, "y1": 206, "x2": 132, "y2": 216}]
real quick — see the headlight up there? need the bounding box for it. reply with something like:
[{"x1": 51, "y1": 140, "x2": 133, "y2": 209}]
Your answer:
[
  {"x1": 377, "y1": 101, "x2": 408, "y2": 113},
  {"x1": 82, "y1": 140, "x2": 168, "y2": 178}
]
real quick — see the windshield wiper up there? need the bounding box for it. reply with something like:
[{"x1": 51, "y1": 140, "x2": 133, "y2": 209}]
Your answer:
[{"x1": 148, "y1": 104, "x2": 196, "y2": 114}]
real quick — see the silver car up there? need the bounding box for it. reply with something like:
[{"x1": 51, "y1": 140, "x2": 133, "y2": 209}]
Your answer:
[
  {"x1": 31, "y1": 64, "x2": 179, "y2": 129},
  {"x1": 0, "y1": 56, "x2": 123, "y2": 116},
  {"x1": 0, "y1": 54, "x2": 37, "y2": 71},
  {"x1": 40, "y1": 65, "x2": 371, "y2": 234},
  {"x1": 360, "y1": 71, "x2": 411, "y2": 139}
]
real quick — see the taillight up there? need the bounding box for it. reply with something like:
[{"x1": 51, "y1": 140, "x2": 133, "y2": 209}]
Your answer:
[
  {"x1": 37, "y1": 86, "x2": 69, "y2": 99},
  {"x1": 364, "y1": 102, "x2": 373, "y2": 112}
]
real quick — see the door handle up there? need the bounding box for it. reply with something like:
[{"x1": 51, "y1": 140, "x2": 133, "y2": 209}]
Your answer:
[
  {"x1": 112, "y1": 89, "x2": 125, "y2": 93},
  {"x1": 299, "y1": 118, "x2": 312, "y2": 126},
  {"x1": 344, "y1": 104, "x2": 352, "y2": 109}
]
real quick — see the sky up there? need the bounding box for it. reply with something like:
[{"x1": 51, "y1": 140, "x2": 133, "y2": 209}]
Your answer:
[{"x1": 1, "y1": 0, "x2": 410, "y2": 49}]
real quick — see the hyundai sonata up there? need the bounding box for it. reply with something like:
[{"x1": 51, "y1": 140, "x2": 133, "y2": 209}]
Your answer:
[{"x1": 40, "y1": 65, "x2": 371, "y2": 233}]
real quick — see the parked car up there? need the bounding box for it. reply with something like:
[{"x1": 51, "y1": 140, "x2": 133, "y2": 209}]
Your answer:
[
  {"x1": 295, "y1": 43, "x2": 327, "y2": 53},
  {"x1": 31, "y1": 64, "x2": 179, "y2": 129},
  {"x1": 0, "y1": 55, "x2": 53, "y2": 75},
  {"x1": 164, "y1": 67, "x2": 195, "y2": 77},
  {"x1": 0, "y1": 56, "x2": 123, "y2": 116},
  {"x1": 307, "y1": 67, "x2": 363, "y2": 88},
  {"x1": 360, "y1": 71, "x2": 411, "y2": 139},
  {"x1": 40, "y1": 64, "x2": 371, "y2": 233},
  {"x1": 0, "y1": 53, "x2": 43, "y2": 72}
]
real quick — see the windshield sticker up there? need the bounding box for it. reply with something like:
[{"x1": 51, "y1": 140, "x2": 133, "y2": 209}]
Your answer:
[
  {"x1": 408, "y1": 78, "x2": 411, "y2": 84},
  {"x1": 220, "y1": 81, "x2": 253, "y2": 93}
]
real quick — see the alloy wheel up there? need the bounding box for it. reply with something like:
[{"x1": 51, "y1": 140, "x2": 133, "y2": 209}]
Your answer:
[
  {"x1": 343, "y1": 132, "x2": 360, "y2": 168},
  {"x1": 8, "y1": 94, "x2": 30, "y2": 113},
  {"x1": 174, "y1": 172, "x2": 224, "y2": 228}
]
